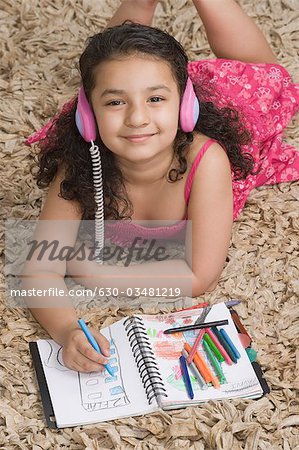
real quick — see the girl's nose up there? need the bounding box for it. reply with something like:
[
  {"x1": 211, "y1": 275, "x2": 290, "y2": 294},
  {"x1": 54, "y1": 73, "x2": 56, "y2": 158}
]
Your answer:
[{"x1": 125, "y1": 103, "x2": 150, "y2": 128}]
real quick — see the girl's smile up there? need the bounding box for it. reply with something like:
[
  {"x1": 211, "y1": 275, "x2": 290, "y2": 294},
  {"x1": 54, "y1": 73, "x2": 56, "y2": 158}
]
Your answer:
[{"x1": 123, "y1": 133, "x2": 157, "y2": 143}]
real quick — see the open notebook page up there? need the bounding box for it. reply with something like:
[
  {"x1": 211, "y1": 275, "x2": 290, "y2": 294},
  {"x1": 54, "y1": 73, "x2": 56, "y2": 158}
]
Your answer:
[
  {"x1": 36, "y1": 318, "x2": 157, "y2": 427},
  {"x1": 140, "y1": 302, "x2": 263, "y2": 408}
]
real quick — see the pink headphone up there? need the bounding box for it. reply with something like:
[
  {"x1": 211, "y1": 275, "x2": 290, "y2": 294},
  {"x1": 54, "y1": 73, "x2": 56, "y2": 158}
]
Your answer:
[
  {"x1": 179, "y1": 77, "x2": 200, "y2": 133},
  {"x1": 75, "y1": 77, "x2": 200, "y2": 142}
]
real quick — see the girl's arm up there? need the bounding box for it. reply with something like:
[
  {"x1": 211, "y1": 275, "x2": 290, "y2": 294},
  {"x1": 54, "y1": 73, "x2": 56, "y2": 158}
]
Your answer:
[
  {"x1": 23, "y1": 171, "x2": 110, "y2": 372},
  {"x1": 186, "y1": 142, "x2": 233, "y2": 294},
  {"x1": 192, "y1": 0, "x2": 277, "y2": 63},
  {"x1": 106, "y1": 0, "x2": 158, "y2": 28}
]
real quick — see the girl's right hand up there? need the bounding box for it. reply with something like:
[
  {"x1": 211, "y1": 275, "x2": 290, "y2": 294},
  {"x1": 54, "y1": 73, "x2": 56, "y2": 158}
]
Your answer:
[{"x1": 61, "y1": 327, "x2": 111, "y2": 373}]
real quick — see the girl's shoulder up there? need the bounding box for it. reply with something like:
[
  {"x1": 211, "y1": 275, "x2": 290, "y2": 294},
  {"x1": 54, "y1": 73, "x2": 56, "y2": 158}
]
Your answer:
[
  {"x1": 39, "y1": 168, "x2": 82, "y2": 221},
  {"x1": 185, "y1": 131, "x2": 232, "y2": 211},
  {"x1": 186, "y1": 131, "x2": 225, "y2": 169}
]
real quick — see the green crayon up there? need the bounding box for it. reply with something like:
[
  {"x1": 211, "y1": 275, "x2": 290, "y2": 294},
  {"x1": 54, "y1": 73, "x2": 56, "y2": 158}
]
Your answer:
[
  {"x1": 203, "y1": 340, "x2": 227, "y2": 384},
  {"x1": 203, "y1": 333, "x2": 225, "y2": 362}
]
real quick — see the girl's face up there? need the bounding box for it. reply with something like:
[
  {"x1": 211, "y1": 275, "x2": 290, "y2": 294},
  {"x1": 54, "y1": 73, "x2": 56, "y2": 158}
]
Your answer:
[{"x1": 90, "y1": 55, "x2": 181, "y2": 164}]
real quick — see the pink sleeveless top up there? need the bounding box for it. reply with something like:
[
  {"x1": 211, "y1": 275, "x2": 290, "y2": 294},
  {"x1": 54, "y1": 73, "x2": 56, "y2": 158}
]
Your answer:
[{"x1": 105, "y1": 139, "x2": 217, "y2": 246}]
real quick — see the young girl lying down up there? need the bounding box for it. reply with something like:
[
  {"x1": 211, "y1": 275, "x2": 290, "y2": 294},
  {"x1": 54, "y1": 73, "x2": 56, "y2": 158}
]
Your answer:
[{"x1": 24, "y1": 0, "x2": 299, "y2": 372}]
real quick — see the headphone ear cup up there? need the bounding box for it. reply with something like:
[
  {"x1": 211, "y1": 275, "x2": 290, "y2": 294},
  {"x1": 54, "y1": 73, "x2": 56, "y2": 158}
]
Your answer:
[
  {"x1": 179, "y1": 77, "x2": 200, "y2": 132},
  {"x1": 75, "y1": 87, "x2": 97, "y2": 142}
]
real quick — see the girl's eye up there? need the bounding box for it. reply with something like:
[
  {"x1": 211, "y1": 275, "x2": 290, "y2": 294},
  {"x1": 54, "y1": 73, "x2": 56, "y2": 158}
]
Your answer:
[
  {"x1": 107, "y1": 100, "x2": 124, "y2": 106},
  {"x1": 150, "y1": 96, "x2": 164, "y2": 103}
]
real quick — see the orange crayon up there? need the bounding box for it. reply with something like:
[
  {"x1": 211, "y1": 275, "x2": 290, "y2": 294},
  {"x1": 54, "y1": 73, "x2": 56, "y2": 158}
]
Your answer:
[{"x1": 184, "y1": 343, "x2": 219, "y2": 388}]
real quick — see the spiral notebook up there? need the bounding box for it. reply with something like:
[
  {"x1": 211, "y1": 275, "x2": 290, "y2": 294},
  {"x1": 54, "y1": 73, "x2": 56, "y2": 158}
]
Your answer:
[{"x1": 30, "y1": 302, "x2": 269, "y2": 428}]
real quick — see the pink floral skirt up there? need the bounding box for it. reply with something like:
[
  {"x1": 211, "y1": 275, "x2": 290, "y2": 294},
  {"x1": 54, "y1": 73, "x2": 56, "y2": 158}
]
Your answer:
[{"x1": 188, "y1": 58, "x2": 299, "y2": 219}]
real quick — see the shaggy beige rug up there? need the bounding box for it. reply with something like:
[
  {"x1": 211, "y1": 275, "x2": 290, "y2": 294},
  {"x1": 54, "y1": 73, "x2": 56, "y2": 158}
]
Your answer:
[{"x1": 0, "y1": 0, "x2": 298, "y2": 448}]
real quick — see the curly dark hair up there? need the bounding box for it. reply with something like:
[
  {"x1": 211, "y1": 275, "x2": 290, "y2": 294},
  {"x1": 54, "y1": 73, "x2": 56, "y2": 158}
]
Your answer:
[{"x1": 35, "y1": 21, "x2": 254, "y2": 220}]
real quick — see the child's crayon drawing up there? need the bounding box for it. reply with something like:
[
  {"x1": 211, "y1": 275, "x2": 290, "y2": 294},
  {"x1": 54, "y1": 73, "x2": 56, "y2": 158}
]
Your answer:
[
  {"x1": 43, "y1": 327, "x2": 130, "y2": 412},
  {"x1": 152, "y1": 340, "x2": 183, "y2": 360},
  {"x1": 145, "y1": 314, "x2": 195, "y2": 326},
  {"x1": 43, "y1": 341, "x2": 68, "y2": 371},
  {"x1": 79, "y1": 328, "x2": 130, "y2": 411},
  {"x1": 146, "y1": 328, "x2": 164, "y2": 339}
]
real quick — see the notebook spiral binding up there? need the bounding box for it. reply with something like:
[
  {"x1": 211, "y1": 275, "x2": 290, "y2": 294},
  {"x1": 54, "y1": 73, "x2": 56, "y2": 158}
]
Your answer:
[{"x1": 124, "y1": 316, "x2": 168, "y2": 405}]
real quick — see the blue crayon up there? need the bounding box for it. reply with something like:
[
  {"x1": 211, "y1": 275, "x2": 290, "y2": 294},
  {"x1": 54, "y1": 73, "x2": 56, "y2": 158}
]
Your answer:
[
  {"x1": 179, "y1": 355, "x2": 194, "y2": 400},
  {"x1": 225, "y1": 300, "x2": 242, "y2": 308},
  {"x1": 211, "y1": 326, "x2": 238, "y2": 364},
  {"x1": 219, "y1": 328, "x2": 241, "y2": 360},
  {"x1": 78, "y1": 319, "x2": 114, "y2": 376}
]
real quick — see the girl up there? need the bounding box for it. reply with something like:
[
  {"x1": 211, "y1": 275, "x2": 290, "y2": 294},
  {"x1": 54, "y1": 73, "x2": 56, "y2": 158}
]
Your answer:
[{"x1": 24, "y1": 0, "x2": 299, "y2": 372}]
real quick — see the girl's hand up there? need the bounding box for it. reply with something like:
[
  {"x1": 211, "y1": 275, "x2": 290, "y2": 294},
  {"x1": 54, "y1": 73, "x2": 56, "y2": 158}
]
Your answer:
[{"x1": 61, "y1": 327, "x2": 111, "y2": 373}]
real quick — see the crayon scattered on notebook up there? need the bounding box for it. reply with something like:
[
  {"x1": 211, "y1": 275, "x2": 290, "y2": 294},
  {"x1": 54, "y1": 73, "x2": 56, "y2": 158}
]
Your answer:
[
  {"x1": 225, "y1": 300, "x2": 242, "y2": 308},
  {"x1": 177, "y1": 302, "x2": 209, "y2": 312},
  {"x1": 186, "y1": 329, "x2": 205, "y2": 364},
  {"x1": 194, "y1": 306, "x2": 212, "y2": 325},
  {"x1": 230, "y1": 310, "x2": 252, "y2": 343},
  {"x1": 211, "y1": 326, "x2": 238, "y2": 364},
  {"x1": 179, "y1": 355, "x2": 194, "y2": 399},
  {"x1": 203, "y1": 333, "x2": 225, "y2": 362},
  {"x1": 178, "y1": 300, "x2": 241, "y2": 312},
  {"x1": 205, "y1": 328, "x2": 233, "y2": 365},
  {"x1": 182, "y1": 349, "x2": 208, "y2": 390},
  {"x1": 186, "y1": 306, "x2": 211, "y2": 364},
  {"x1": 184, "y1": 342, "x2": 219, "y2": 387},
  {"x1": 202, "y1": 340, "x2": 227, "y2": 384},
  {"x1": 163, "y1": 319, "x2": 229, "y2": 334},
  {"x1": 219, "y1": 328, "x2": 241, "y2": 360}
]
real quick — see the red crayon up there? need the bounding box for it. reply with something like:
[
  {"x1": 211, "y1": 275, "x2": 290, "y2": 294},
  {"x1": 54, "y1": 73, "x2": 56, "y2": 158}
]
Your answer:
[{"x1": 177, "y1": 302, "x2": 209, "y2": 312}]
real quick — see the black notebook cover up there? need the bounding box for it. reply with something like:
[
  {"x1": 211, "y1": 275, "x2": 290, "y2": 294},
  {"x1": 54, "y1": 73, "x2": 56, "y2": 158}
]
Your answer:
[
  {"x1": 29, "y1": 341, "x2": 57, "y2": 428},
  {"x1": 229, "y1": 308, "x2": 270, "y2": 397}
]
